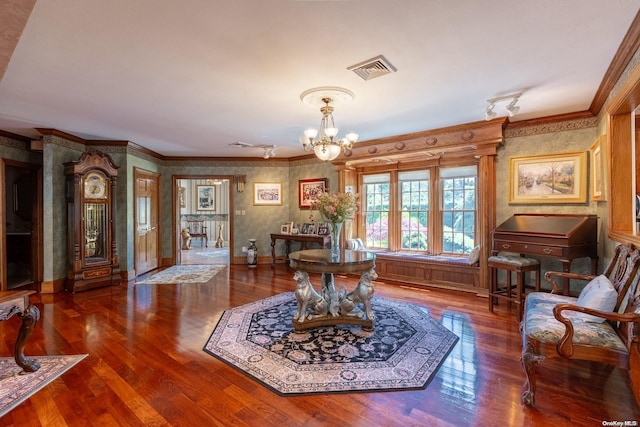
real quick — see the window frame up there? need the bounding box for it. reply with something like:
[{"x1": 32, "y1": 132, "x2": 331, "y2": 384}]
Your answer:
[{"x1": 357, "y1": 161, "x2": 478, "y2": 255}]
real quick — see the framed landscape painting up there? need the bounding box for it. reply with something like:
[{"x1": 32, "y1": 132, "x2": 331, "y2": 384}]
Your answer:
[
  {"x1": 508, "y1": 151, "x2": 587, "y2": 204},
  {"x1": 299, "y1": 178, "x2": 327, "y2": 209},
  {"x1": 254, "y1": 182, "x2": 282, "y2": 205}
]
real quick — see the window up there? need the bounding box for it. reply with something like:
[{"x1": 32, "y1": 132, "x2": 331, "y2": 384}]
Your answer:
[
  {"x1": 360, "y1": 164, "x2": 477, "y2": 255},
  {"x1": 362, "y1": 174, "x2": 390, "y2": 249},
  {"x1": 400, "y1": 170, "x2": 429, "y2": 251},
  {"x1": 440, "y1": 166, "x2": 477, "y2": 254}
]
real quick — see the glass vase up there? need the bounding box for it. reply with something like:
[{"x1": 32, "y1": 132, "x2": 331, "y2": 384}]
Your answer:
[{"x1": 329, "y1": 222, "x2": 343, "y2": 258}]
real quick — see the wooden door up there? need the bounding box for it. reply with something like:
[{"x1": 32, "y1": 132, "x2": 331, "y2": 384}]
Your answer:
[{"x1": 135, "y1": 168, "x2": 160, "y2": 275}]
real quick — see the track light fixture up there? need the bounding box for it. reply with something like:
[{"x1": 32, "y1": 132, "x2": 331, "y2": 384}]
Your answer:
[
  {"x1": 262, "y1": 145, "x2": 276, "y2": 159},
  {"x1": 485, "y1": 92, "x2": 522, "y2": 120},
  {"x1": 485, "y1": 104, "x2": 497, "y2": 120}
]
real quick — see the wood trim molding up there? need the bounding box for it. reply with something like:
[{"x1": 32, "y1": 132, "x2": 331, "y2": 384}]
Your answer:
[
  {"x1": 590, "y1": 10, "x2": 640, "y2": 115},
  {"x1": 333, "y1": 118, "x2": 506, "y2": 167},
  {"x1": 0, "y1": 129, "x2": 31, "y2": 142},
  {"x1": 40, "y1": 278, "x2": 65, "y2": 294}
]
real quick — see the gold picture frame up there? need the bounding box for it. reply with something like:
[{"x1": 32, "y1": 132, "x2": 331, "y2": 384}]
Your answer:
[
  {"x1": 590, "y1": 135, "x2": 606, "y2": 201},
  {"x1": 179, "y1": 186, "x2": 186, "y2": 208},
  {"x1": 508, "y1": 151, "x2": 588, "y2": 204}
]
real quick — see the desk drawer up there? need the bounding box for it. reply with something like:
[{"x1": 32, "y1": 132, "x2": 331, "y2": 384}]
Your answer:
[{"x1": 494, "y1": 241, "x2": 564, "y2": 257}]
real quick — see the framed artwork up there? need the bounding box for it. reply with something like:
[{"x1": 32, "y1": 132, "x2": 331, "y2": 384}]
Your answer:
[
  {"x1": 254, "y1": 182, "x2": 282, "y2": 205},
  {"x1": 317, "y1": 223, "x2": 329, "y2": 235},
  {"x1": 196, "y1": 185, "x2": 216, "y2": 211},
  {"x1": 299, "y1": 178, "x2": 327, "y2": 209},
  {"x1": 590, "y1": 135, "x2": 606, "y2": 201},
  {"x1": 280, "y1": 224, "x2": 290, "y2": 234},
  {"x1": 508, "y1": 151, "x2": 588, "y2": 204},
  {"x1": 179, "y1": 187, "x2": 186, "y2": 208},
  {"x1": 301, "y1": 223, "x2": 316, "y2": 234}
]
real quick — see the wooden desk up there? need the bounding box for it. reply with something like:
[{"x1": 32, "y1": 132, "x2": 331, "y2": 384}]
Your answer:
[
  {"x1": 288, "y1": 249, "x2": 376, "y2": 332},
  {"x1": 0, "y1": 290, "x2": 40, "y2": 372},
  {"x1": 270, "y1": 233, "x2": 330, "y2": 267},
  {"x1": 492, "y1": 214, "x2": 597, "y2": 296}
]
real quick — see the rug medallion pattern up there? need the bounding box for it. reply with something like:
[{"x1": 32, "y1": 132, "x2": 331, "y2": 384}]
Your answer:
[{"x1": 204, "y1": 292, "x2": 458, "y2": 395}]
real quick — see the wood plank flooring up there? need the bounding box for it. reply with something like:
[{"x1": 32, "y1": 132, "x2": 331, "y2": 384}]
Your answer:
[{"x1": 0, "y1": 263, "x2": 638, "y2": 426}]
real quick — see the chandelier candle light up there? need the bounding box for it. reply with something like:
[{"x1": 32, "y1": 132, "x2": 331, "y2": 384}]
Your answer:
[
  {"x1": 312, "y1": 192, "x2": 358, "y2": 257},
  {"x1": 299, "y1": 87, "x2": 359, "y2": 162}
]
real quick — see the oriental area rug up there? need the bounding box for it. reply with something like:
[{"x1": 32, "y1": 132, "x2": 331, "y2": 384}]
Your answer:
[
  {"x1": 204, "y1": 292, "x2": 459, "y2": 395},
  {"x1": 0, "y1": 354, "x2": 87, "y2": 417},
  {"x1": 135, "y1": 265, "x2": 224, "y2": 285}
]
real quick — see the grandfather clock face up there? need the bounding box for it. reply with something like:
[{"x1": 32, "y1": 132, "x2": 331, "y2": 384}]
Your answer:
[{"x1": 84, "y1": 171, "x2": 107, "y2": 199}]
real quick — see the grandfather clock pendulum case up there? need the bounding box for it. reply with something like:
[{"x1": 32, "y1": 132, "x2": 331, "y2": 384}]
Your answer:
[{"x1": 64, "y1": 150, "x2": 121, "y2": 292}]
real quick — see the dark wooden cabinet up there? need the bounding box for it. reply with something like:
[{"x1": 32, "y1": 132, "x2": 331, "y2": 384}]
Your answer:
[
  {"x1": 492, "y1": 214, "x2": 598, "y2": 295},
  {"x1": 64, "y1": 150, "x2": 120, "y2": 292}
]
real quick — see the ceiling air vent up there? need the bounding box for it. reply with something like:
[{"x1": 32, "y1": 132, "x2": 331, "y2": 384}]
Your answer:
[{"x1": 347, "y1": 55, "x2": 397, "y2": 81}]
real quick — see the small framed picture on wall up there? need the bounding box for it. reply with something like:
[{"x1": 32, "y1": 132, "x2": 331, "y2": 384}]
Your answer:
[
  {"x1": 196, "y1": 185, "x2": 216, "y2": 211},
  {"x1": 298, "y1": 178, "x2": 327, "y2": 209},
  {"x1": 254, "y1": 182, "x2": 282, "y2": 205}
]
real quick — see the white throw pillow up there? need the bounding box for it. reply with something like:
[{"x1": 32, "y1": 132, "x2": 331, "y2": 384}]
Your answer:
[
  {"x1": 468, "y1": 245, "x2": 481, "y2": 264},
  {"x1": 575, "y1": 274, "x2": 617, "y2": 323}
]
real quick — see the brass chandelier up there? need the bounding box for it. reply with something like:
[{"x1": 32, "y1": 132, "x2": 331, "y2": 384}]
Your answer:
[{"x1": 299, "y1": 87, "x2": 358, "y2": 161}]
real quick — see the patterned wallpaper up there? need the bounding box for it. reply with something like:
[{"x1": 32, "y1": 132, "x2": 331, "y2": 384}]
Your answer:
[{"x1": 497, "y1": 126, "x2": 599, "y2": 289}]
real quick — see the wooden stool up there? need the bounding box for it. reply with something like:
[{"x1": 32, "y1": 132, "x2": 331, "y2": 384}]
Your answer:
[{"x1": 488, "y1": 255, "x2": 540, "y2": 320}]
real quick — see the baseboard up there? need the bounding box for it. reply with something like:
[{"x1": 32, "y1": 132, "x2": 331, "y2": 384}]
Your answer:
[{"x1": 40, "y1": 278, "x2": 65, "y2": 294}]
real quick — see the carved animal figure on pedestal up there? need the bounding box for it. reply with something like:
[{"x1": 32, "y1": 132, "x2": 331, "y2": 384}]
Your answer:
[
  {"x1": 293, "y1": 270, "x2": 328, "y2": 322},
  {"x1": 339, "y1": 269, "x2": 377, "y2": 320},
  {"x1": 215, "y1": 224, "x2": 224, "y2": 248},
  {"x1": 181, "y1": 228, "x2": 191, "y2": 250}
]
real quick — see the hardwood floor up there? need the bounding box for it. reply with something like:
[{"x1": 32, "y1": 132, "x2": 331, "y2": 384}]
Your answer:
[{"x1": 1, "y1": 263, "x2": 638, "y2": 426}]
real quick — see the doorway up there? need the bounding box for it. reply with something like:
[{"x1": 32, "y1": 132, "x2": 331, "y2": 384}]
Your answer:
[
  {"x1": 175, "y1": 177, "x2": 232, "y2": 265},
  {"x1": 1, "y1": 160, "x2": 42, "y2": 290}
]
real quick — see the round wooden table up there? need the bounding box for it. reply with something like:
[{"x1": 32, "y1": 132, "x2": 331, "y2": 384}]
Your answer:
[{"x1": 288, "y1": 249, "x2": 377, "y2": 332}]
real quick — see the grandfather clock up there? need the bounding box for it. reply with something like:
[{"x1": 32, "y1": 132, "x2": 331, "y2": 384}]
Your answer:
[{"x1": 64, "y1": 150, "x2": 120, "y2": 292}]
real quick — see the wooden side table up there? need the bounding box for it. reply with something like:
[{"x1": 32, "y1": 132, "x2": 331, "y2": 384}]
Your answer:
[
  {"x1": 270, "y1": 233, "x2": 331, "y2": 267},
  {"x1": 0, "y1": 291, "x2": 40, "y2": 372}
]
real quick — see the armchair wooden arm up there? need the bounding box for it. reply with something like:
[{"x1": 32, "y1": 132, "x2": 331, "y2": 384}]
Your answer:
[
  {"x1": 552, "y1": 303, "x2": 640, "y2": 358},
  {"x1": 544, "y1": 271, "x2": 596, "y2": 294}
]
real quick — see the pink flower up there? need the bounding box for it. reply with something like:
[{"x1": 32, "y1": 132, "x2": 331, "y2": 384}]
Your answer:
[{"x1": 312, "y1": 192, "x2": 358, "y2": 224}]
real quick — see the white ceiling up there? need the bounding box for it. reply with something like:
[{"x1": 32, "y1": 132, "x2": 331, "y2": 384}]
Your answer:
[{"x1": 0, "y1": 1, "x2": 639, "y2": 158}]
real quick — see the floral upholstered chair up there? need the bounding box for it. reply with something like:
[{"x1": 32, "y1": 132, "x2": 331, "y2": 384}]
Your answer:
[{"x1": 520, "y1": 244, "x2": 640, "y2": 407}]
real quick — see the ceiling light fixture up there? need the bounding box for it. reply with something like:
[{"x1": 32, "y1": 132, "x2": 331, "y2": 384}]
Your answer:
[
  {"x1": 485, "y1": 103, "x2": 497, "y2": 121},
  {"x1": 262, "y1": 145, "x2": 276, "y2": 159},
  {"x1": 229, "y1": 141, "x2": 276, "y2": 159},
  {"x1": 485, "y1": 92, "x2": 522, "y2": 120},
  {"x1": 299, "y1": 87, "x2": 358, "y2": 162}
]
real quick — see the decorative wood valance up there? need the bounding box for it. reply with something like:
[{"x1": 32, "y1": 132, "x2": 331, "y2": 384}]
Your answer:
[{"x1": 333, "y1": 117, "x2": 507, "y2": 168}]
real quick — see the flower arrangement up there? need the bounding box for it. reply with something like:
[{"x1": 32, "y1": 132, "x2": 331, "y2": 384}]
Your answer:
[{"x1": 312, "y1": 192, "x2": 358, "y2": 224}]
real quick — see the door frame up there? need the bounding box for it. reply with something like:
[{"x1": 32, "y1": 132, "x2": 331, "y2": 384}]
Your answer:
[
  {"x1": 0, "y1": 159, "x2": 43, "y2": 290},
  {"x1": 172, "y1": 175, "x2": 234, "y2": 265}
]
